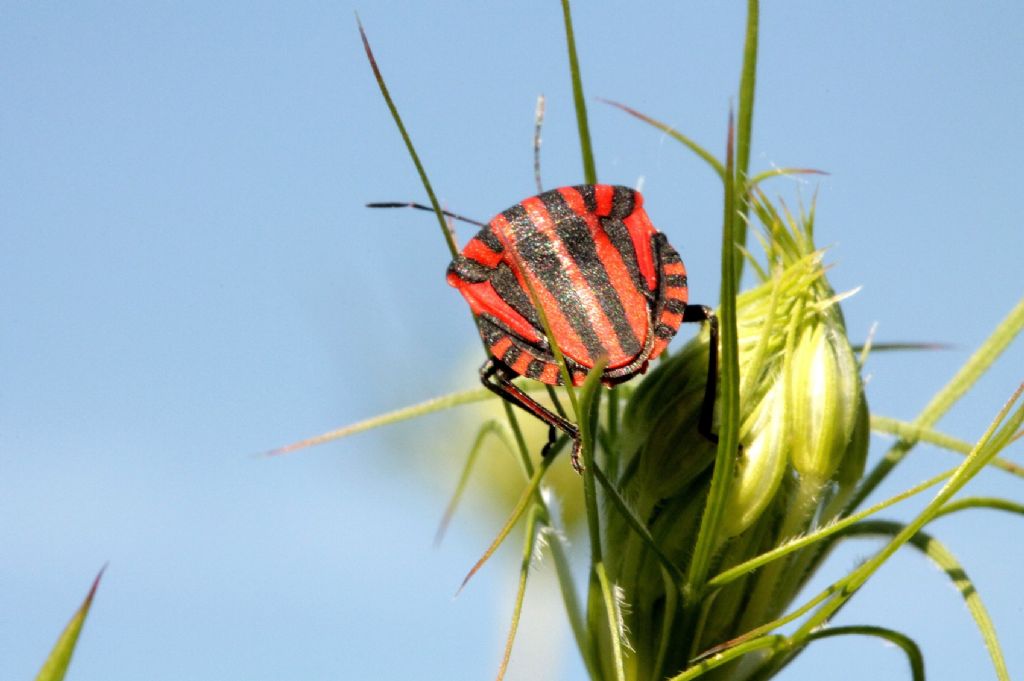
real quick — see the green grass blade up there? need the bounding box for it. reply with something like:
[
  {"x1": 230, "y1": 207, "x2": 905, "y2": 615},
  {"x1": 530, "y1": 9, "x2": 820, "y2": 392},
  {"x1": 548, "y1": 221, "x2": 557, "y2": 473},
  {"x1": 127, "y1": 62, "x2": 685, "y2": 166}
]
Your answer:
[
  {"x1": 35, "y1": 567, "x2": 105, "y2": 681},
  {"x1": 578, "y1": 359, "x2": 609, "y2": 559},
  {"x1": 591, "y1": 462, "x2": 685, "y2": 584},
  {"x1": 545, "y1": 526, "x2": 599, "y2": 680},
  {"x1": 598, "y1": 99, "x2": 725, "y2": 180},
  {"x1": 595, "y1": 562, "x2": 628, "y2": 681},
  {"x1": 435, "y1": 420, "x2": 514, "y2": 546},
  {"x1": 457, "y1": 455, "x2": 554, "y2": 595},
  {"x1": 747, "y1": 167, "x2": 827, "y2": 188},
  {"x1": 560, "y1": 0, "x2": 596, "y2": 184},
  {"x1": 495, "y1": 506, "x2": 542, "y2": 681},
  {"x1": 805, "y1": 625, "x2": 924, "y2": 681},
  {"x1": 732, "y1": 0, "x2": 759, "y2": 283},
  {"x1": 684, "y1": 112, "x2": 741, "y2": 606},
  {"x1": 651, "y1": 566, "x2": 679, "y2": 681},
  {"x1": 265, "y1": 386, "x2": 498, "y2": 457},
  {"x1": 847, "y1": 295, "x2": 1024, "y2": 512},
  {"x1": 670, "y1": 635, "x2": 786, "y2": 681},
  {"x1": 934, "y1": 496, "x2": 1024, "y2": 520},
  {"x1": 357, "y1": 16, "x2": 457, "y2": 259},
  {"x1": 839, "y1": 521, "x2": 1008, "y2": 680},
  {"x1": 852, "y1": 342, "x2": 951, "y2": 354},
  {"x1": 872, "y1": 415, "x2": 1024, "y2": 479}
]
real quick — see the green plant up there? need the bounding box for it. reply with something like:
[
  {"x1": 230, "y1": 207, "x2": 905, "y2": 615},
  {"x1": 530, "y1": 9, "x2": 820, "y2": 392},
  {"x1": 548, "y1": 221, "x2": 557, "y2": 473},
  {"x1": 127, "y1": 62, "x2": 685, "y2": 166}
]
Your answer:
[{"x1": 276, "y1": 4, "x2": 1024, "y2": 680}]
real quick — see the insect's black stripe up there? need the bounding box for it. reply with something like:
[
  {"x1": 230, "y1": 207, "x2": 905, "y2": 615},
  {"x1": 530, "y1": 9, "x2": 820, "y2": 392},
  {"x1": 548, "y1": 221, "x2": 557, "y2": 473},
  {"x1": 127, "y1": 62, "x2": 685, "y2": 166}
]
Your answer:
[
  {"x1": 477, "y1": 315, "x2": 505, "y2": 346},
  {"x1": 663, "y1": 298, "x2": 687, "y2": 314},
  {"x1": 525, "y1": 359, "x2": 546, "y2": 380},
  {"x1": 477, "y1": 223, "x2": 504, "y2": 253},
  {"x1": 503, "y1": 202, "x2": 607, "y2": 363},
  {"x1": 655, "y1": 323, "x2": 676, "y2": 340},
  {"x1": 666, "y1": 274, "x2": 688, "y2": 288},
  {"x1": 600, "y1": 216, "x2": 647, "y2": 295},
  {"x1": 539, "y1": 190, "x2": 642, "y2": 357},
  {"x1": 502, "y1": 344, "x2": 522, "y2": 367},
  {"x1": 489, "y1": 262, "x2": 543, "y2": 334},
  {"x1": 448, "y1": 255, "x2": 491, "y2": 283},
  {"x1": 660, "y1": 250, "x2": 682, "y2": 265},
  {"x1": 574, "y1": 184, "x2": 598, "y2": 213},
  {"x1": 610, "y1": 186, "x2": 636, "y2": 219}
]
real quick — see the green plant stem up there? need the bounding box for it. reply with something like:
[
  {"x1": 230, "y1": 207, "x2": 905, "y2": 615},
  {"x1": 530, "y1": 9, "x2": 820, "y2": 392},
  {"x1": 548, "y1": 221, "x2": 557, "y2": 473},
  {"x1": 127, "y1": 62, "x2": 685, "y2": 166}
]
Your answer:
[
  {"x1": 733, "y1": 0, "x2": 760, "y2": 284},
  {"x1": 560, "y1": 0, "x2": 596, "y2": 184},
  {"x1": 683, "y1": 114, "x2": 742, "y2": 618}
]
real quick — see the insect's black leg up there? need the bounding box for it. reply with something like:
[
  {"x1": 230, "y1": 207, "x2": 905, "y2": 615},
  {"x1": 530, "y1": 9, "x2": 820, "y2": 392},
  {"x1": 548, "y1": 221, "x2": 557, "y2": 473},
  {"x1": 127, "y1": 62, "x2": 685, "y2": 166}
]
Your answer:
[
  {"x1": 480, "y1": 357, "x2": 584, "y2": 473},
  {"x1": 682, "y1": 305, "x2": 719, "y2": 444}
]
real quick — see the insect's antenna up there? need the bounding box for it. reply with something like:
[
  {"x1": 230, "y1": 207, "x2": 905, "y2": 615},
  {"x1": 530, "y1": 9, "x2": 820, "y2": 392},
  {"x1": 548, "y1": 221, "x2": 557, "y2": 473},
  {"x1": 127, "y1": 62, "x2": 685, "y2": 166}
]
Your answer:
[
  {"x1": 533, "y1": 94, "x2": 545, "y2": 193},
  {"x1": 366, "y1": 201, "x2": 487, "y2": 228}
]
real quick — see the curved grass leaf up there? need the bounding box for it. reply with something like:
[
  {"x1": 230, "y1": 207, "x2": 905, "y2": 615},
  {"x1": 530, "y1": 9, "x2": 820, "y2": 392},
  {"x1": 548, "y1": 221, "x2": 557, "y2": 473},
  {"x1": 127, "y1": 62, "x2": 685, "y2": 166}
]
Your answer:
[
  {"x1": 578, "y1": 359, "x2": 608, "y2": 557},
  {"x1": 495, "y1": 506, "x2": 542, "y2": 681},
  {"x1": 934, "y1": 496, "x2": 1024, "y2": 520},
  {"x1": 598, "y1": 99, "x2": 725, "y2": 180},
  {"x1": 435, "y1": 420, "x2": 516, "y2": 547},
  {"x1": 35, "y1": 567, "x2": 105, "y2": 681},
  {"x1": 456, "y1": 455, "x2": 554, "y2": 595},
  {"x1": 839, "y1": 521, "x2": 1008, "y2": 680},
  {"x1": 805, "y1": 625, "x2": 924, "y2": 681}
]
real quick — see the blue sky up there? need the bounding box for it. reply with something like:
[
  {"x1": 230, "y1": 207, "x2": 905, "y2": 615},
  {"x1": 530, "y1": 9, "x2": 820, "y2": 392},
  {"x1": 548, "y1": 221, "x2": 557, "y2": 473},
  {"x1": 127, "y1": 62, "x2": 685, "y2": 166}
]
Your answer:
[{"x1": 2, "y1": 3, "x2": 1023, "y2": 679}]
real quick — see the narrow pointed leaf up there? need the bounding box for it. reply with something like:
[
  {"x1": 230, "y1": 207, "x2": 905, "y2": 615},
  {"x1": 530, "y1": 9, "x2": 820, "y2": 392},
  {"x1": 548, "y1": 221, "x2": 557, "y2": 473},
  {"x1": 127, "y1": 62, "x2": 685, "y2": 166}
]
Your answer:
[{"x1": 35, "y1": 567, "x2": 105, "y2": 681}]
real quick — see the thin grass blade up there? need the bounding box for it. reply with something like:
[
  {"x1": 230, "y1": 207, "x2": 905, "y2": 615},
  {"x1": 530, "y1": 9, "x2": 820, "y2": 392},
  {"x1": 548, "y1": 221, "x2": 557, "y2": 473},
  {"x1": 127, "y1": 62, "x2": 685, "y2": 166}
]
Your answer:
[
  {"x1": 495, "y1": 506, "x2": 542, "y2": 681},
  {"x1": 456, "y1": 456, "x2": 553, "y2": 595},
  {"x1": 435, "y1": 420, "x2": 514, "y2": 546},
  {"x1": 598, "y1": 99, "x2": 725, "y2": 180},
  {"x1": 839, "y1": 522, "x2": 1008, "y2": 680},
  {"x1": 805, "y1": 625, "x2": 924, "y2": 681},
  {"x1": 35, "y1": 567, "x2": 105, "y2": 681}
]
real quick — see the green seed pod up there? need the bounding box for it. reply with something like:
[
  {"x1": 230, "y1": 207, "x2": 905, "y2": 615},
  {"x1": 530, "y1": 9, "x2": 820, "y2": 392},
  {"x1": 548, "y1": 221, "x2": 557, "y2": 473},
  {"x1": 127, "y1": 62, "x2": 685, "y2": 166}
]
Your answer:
[
  {"x1": 720, "y1": 378, "x2": 788, "y2": 537},
  {"x1": 787, "y1": 314, "x2": 862, "y2": 484}
]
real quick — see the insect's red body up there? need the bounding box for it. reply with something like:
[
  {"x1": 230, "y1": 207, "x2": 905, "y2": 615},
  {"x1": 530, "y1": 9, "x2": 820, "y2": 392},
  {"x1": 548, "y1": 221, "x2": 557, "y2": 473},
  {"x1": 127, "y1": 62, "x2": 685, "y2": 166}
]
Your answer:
[
  {"x1": 446, "y1": 184, "x2": 690, "y2": 387},
  {"x1": 371, "y1": 183, "x2": 716, "y2": 472}
]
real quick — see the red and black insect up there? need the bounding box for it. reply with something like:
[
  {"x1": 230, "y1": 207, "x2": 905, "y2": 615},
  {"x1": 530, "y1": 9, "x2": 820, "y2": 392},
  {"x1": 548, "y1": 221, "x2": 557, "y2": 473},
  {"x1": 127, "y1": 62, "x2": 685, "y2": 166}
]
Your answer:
[{"x1": 372, "y1": 184, "x2": 718, "y2": 472}]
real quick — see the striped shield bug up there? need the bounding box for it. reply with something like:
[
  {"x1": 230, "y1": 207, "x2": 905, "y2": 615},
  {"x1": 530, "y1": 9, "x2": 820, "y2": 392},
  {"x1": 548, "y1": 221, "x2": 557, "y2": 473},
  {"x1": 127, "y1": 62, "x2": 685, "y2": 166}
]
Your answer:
[{"x1": 371, "y1": 184, "x2": 719, "y2": 472}]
